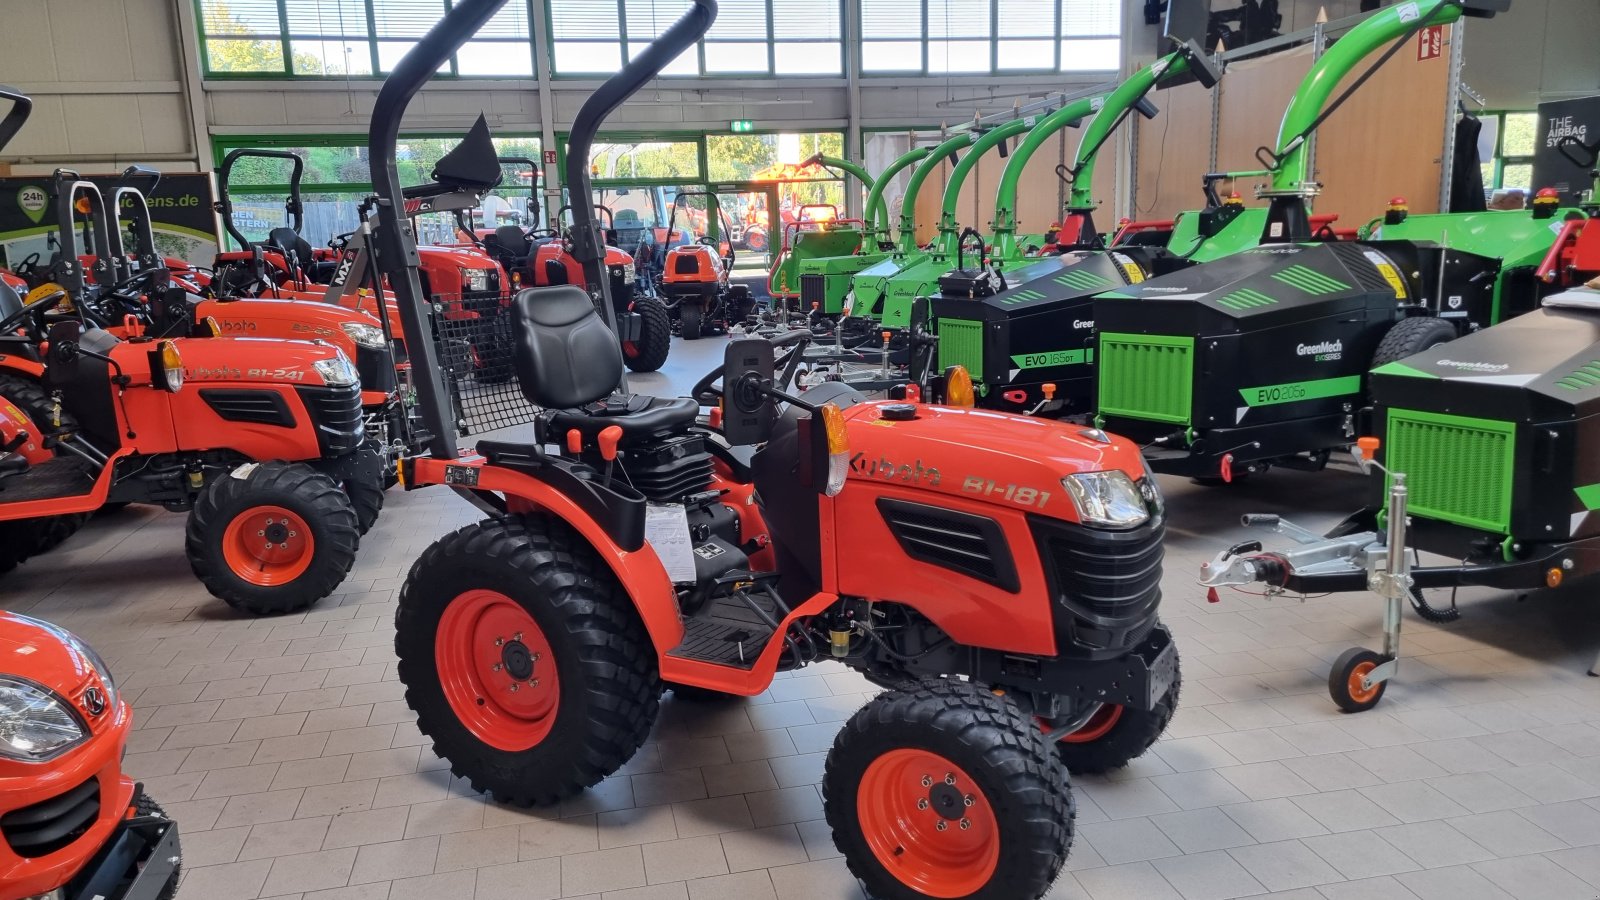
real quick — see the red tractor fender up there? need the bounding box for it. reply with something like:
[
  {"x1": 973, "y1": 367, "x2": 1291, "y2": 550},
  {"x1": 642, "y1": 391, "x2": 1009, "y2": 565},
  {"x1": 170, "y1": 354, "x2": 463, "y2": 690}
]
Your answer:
[
  {"x1": 410, "y1": 455, "x2": 688, "y2": 654},
  {"x1": 0, "y1": 355, "x2": 45, "y2": 380}
]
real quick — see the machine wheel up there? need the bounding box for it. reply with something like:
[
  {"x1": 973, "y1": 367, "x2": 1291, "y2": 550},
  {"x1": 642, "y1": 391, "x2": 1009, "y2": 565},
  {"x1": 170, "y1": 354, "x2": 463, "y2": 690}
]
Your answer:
[
  {"x1": 623, "y1": 296, "x2": 672, "y2": 373},
  {"x1": 1329, "y1": 647, "x2": 1389, "y2": 713},
  {"x1": 344, "y1": 476, "x2": 385, "y2": 535},
  {"x1": 745, "y1": 228, "x2": 768, "y2": 254},
  {"x1": 133, "y1": 791, "x2": 180, "y2": 900},
  {"x1": 1048, "y1": 667, "x2": 1180, "y2": 776},
  {"x1": 0, "y1": 374, "x2": 90, "y2": 565},
  {"x1": 396, "y1": 515, "x2": 660, "y2": 806},
  {"x1": 823, "y1": 679, "x2": 1073, "y2": 900},
  {"x1": 680, "y1": 302, "x2": 704, "y2": 340},
  {"x1": 187, "y1": 461, "x2": 359, "y2": 616},
  {"x1": 1372, "y1": 316, "x2": 1458, "y2": 369}
]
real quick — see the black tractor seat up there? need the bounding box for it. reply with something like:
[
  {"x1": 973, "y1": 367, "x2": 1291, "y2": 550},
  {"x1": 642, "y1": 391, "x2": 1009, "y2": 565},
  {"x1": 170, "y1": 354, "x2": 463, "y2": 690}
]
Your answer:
[{"x1": 549, "y1": 395, "x2": 698, "y2": 442}]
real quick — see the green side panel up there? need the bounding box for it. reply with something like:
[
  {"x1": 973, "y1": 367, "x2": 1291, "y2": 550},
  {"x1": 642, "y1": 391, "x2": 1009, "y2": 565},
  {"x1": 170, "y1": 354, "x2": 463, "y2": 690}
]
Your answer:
[
  {"x1": 1164, "y1": 207, "x2": 1271, "y2": 263},
  {"x1": 1575, "y1": 483, "x2": 1600, "y2": 511},
  {"x1": 1053, "y1": 269, "x2": 1113, "y2": 291},
  {"x1": 1216, "y1": 287, "x2": 1278, "y2": 311},
  {"x1": 1554, "y1": 359, "x2": 1600, "y2": 392},
  {"x1": 1385, "y1": 408, "x2": 1516, "y2": 534},
  {"x1": 1270, "y1": 264, "x2": 1351, "y2": 295},
  {"x1": 937, "y1": 318, "x2": 986, "y2": 381},
  {"x1": 1372, "y1": 361, "x2": 1437, "y2": 379},
  {"x1": 1238, "y1": 375, "x2": 1362, "y2": 407},
  {"x1": 1098, "y1": 332, "x2": 1194, "y2": 425}
]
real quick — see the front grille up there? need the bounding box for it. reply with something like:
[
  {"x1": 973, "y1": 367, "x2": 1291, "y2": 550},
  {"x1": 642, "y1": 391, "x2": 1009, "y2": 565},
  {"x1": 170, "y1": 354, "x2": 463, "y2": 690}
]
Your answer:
[
  {"x1": 1098, "y1": 332, "x2": 1193, "y2": 425},
  {"x1": 1386, "y1": 408, "x2": 1516, "y2": 533},
  {"x1": 937, "y1": 318, "x2": 986, "y2": 381},
  {"x1": 459, "y1": 286, "x2": 502, "y2": 317},
  {"x1": 296, "y1": 383, "x2": 365, "y2": 456},
  {"x1": 355, "y1": 343, "x2": 397, "y2": 395},
  {"x1": 1032, "y1": 516, "x2": 1163, "y2": 654},
  {"x1": 1, "y1": 775, "x2": 99, "y2": 858},
  {"x1": 800, "y1": 274, "x2": 825, "y2": 308},
  {"x1": 201, "y1": 389, "x2": 292, "y2": 427},
  {"x1": 879, "y1": 499, "x2": 1019, "y2": 592}
]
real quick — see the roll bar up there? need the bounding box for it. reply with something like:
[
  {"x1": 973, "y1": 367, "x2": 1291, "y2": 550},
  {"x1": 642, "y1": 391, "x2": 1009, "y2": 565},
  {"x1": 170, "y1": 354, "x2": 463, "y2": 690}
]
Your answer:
[
  {"x1": 109, "y1": 169, "x2": 162, "y2": 276},
  {"x1": 0, "y1": 86, "x2": 32, "y2": 155},
  {"x1": 49, "y1": 172, "x2": 117, "y2": 301},
  {"x1": 367, "y1": 0, "x2": 717, "y2": 458},
  {"x1": 565, "y1": 0, "x2": 718, "y2": 334},
  {"x1": 216, "y1": 148, "x2": 305, "y2": 250},
  {"x1": 497, "y1": 155, "x2": 541, "y2": 224}
]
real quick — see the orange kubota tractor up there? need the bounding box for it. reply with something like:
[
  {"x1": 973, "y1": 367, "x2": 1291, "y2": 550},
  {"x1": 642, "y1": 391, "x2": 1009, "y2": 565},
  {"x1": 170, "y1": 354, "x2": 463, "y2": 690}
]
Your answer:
[
  {"x1": 0, "y1": 158, "x2": 370, "y2": 615},
  {"x1": 368, "y1": 7, "x2": 1179, "y2": 899},
  {"x1": 0, "y1": 611, "x2": 181, "y2": 900},
  {"x1": 657, "y1": 191, "x2": 754, "y2": 339}
]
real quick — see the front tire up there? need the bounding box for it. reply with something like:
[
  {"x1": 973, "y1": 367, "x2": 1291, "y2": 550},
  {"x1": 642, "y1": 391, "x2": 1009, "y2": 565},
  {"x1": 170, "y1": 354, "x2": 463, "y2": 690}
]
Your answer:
[
  {"x1": 824, "y1": 679, "x2": 1073, "y2": 900},
  {"x1": 1373, "y1": 316, "x2": 1458, "y2": 369},
  {"x1": 187, "y1": 461, "x2": 359, "y2": 615},
  {"x1": 133, "y1": 791, "x2": 180, "y2": 900},
  {"x1": 623, "y1": 296, "x2": 672, "y2": 373},
  {"x1": 396, "y1": 515, "x2": 660, "y2": 806},
  {"x1": 680, "y1": 302, "x2": 704, "y2": 340}
]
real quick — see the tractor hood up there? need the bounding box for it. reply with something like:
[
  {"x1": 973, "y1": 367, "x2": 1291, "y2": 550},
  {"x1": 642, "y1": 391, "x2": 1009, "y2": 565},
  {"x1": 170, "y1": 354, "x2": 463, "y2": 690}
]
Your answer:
[
  {"x1": 419, "y1": 245, "x2": 500, "y2": 270},
  {"x1": 173, "y1": 335, "x2": 353, "y2": 387},
  {"x1": 0, "y1": 612, "x2": 123, "y2": 731},
  {"x1": 1373, "y1": 301, "x2": 1600, "y2": 423},
  {"x1": 841, "y1": 400, "x2": 1148, "y2": 523},
  {"x1": 199, "y1": 296, "x2": 384, "y2": 345}
]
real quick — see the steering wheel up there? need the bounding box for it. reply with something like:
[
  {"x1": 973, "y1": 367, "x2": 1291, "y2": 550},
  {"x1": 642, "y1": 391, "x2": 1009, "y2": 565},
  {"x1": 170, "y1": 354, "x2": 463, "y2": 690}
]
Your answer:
[
  {"x1": 0, "y1": 288, "x2": 69, "y2": 336},
  {"x1": 696, "y1": 236, "x2": 718, "y2": 247},
  {"x1": 11, "y1": 253, "x2": 41, "y2": 283},
  {"x1": 329, "y1": 231, "x2": 355, "y2": 253}
]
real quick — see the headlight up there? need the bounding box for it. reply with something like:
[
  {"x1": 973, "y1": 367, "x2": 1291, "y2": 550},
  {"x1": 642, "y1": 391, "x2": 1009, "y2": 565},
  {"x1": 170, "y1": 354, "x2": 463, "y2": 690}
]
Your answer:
[
  {"x1": 1062, "y1": 470, "x2": 1150, "y2": 528},
  {"x1": 0, "y1": 677, "x2": 86, "y2": 762},
  {"x1": 312, "y1": 353, "x2": 360, "y2": 387},
  {"x1": 340, "y1": 321, "x2": 387, "y2": 349},
  {"x1": 460, "y1": 267, "x2": 490, "y2": 293},
  {"x1": 612, "y1": 265, "x2": 636, "y2": 286}
]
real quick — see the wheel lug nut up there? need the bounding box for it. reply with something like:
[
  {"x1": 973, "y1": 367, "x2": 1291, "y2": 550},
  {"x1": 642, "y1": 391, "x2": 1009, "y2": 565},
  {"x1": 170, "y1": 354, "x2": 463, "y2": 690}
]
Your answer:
[
  {"x1": 495, "y1": 637, "x2": 503, "y2": 646},
  {"x1": 917, "y1": 798, "x2": 929, "y2": 810},
  {"x1": 529, "y1": 679, "x2": 539, "y2": 687},
  {"x1": 935, "y1": 821, "x2": 947, "y2": 832},
  {"x1": 288, "y1": 531, "x2": 297, "y2": 538},
  {"x1": 492, "y1": 663, "x2": 503, "y2": 672},
  {"x1": 964, "y1": 795, "x2": 974, "y2": 807},
  {"x1": 510, "y1": 683, "x2": 519, "y2": 692},
  {"x1": 944, "y1": 774, "x2": 956, "y2": 785},
  {"x1": 532, "y1": 652, "x2": 541, "y2": 662},
  {"x1": 921, "y1": 776, "x2": 933, "y2": 787},
  {"x1": 257, "y1": 530, "x2": 265, "y2": 536},
  {"x1": 514, "y1": 632, "x2": 523, "y2": 641},
  {"x1": 959, "y1": 818, "x2": 970, "y2": 830}
]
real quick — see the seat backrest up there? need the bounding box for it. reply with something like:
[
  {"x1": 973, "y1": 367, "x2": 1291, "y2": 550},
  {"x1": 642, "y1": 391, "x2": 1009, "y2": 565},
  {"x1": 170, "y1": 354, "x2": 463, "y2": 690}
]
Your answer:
[
  {"x1": 495, "y1": 225, "x2": 530, "y2": 257},
  {"x1": 511, "y1": 285, "x2": 622, "y2": 409},
  {"x1": 267, "y1": 227, "x2": 313, "y2": 274}
]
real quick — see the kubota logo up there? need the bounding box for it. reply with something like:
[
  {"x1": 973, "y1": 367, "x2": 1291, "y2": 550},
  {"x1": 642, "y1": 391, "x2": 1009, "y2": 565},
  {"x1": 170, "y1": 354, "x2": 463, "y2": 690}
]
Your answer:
[{"x1": 849, "y1": 453, "x2": 942, "y2": 486}]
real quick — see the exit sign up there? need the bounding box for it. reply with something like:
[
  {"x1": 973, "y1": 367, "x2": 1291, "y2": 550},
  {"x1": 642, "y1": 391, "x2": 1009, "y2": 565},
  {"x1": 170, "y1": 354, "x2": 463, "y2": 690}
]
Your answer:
[{"x1": 730, "y1": 120, "x2": 755, "y2": 133}]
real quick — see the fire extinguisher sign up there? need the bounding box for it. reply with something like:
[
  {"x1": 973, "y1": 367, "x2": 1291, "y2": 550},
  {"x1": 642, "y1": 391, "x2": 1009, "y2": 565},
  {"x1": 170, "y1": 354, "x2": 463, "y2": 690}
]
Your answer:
[{"x1": 1417, "y1": 25, "x2": 1444, "y2": 61}]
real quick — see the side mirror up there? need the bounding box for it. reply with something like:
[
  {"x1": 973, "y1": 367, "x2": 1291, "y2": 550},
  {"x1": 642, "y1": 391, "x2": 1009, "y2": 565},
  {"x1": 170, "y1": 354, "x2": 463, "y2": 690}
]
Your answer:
[{"x1": 721, "y1": 338, "x2": 775, "y2": 446}]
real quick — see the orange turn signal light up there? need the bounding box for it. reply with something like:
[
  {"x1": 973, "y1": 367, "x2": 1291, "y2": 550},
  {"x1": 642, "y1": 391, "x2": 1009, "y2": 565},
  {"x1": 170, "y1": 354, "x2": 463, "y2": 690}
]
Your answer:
[{"x1": 944, "y1": 365, "x2": 975, "y2": 408}]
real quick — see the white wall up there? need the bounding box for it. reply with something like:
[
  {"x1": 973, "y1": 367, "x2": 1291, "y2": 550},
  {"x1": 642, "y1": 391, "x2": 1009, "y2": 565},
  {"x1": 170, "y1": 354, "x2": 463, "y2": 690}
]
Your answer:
[
  {"x1": 0, "y1": 0, "x2": 201, "y2": 173},
  {"x1": 1460, "y1": 0, "x2": 1600, "y2": 108}
]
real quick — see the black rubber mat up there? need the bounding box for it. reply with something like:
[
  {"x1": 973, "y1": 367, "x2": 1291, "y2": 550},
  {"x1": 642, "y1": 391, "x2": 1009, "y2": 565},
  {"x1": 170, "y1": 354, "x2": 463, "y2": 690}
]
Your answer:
[
  {"x1": 0, "y1": 457, "x2": 96, "y2": 503},
  {"x1": 667, "y1": 592, "x2": 781, "y2": 669}
]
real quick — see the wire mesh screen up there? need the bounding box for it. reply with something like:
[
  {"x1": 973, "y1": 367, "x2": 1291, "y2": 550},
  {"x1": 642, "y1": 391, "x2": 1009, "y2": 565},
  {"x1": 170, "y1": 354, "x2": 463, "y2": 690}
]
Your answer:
[{"x1": 429, "y1": 291, "x2": 540, "y2": 436}]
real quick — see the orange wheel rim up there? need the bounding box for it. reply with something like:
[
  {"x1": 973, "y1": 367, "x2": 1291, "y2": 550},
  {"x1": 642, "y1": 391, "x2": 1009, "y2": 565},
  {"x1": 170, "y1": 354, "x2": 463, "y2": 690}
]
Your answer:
[
  {"x1": 221, "y1": 505, "x2": 315, "y2": 587},
  {"x1": 857, "y1": 748, "x2": 1000, "y2": 898},
  {"x1": 435, "y1": 590, "x2": 560, "y2": 752},
  {"x1": 1057, "y1": 704, "x2": 1124, "y2": 744},
  {"x1": 1346, "y1": 661, "x2": 1380, "y2": 704}
]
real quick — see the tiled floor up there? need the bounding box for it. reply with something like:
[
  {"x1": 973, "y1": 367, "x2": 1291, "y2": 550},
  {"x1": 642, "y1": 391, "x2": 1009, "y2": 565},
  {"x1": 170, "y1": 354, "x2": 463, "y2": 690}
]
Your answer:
[{"x1": 11, "y1": 336, "x2": 1600, "y2": 900}]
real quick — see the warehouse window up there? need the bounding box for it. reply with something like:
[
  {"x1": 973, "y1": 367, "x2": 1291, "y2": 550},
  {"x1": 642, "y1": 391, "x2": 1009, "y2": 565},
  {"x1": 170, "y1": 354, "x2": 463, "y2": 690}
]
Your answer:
[
  {"x1": 549, "y1": 0, "x2": 843, "y2": 77},
  {"x1": 198, "y1": 0, "x2": 535, "y2": 77},
  {"x1": 860, "y1": 0, "x2": 1119, "y2": 74}
]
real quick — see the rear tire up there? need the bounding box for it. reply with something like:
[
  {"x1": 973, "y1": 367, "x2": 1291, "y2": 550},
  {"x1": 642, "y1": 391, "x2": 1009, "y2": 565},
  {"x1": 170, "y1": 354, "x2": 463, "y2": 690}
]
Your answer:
[
  {"x1": 133, "y1": 791, "x2": 180, "y2": 900},
  {"x1": 187, "y1": 461, "x2": 359, "y2": 615},
  {"x1": 680, "y1": 302, "x2": 704, "y2": 340},
  {"x1": 623, "y1": 296, "x2": 672, "y2": 373},
  {"x1": 1372, "y1": 316, "x2": 1458, "y2": 369},
  {"x1": 824, "y1": 679, "x2": 1073, "y2": 900},
  {"x1": 396, "y1": 515, "x2": 660, "y2": 806}
]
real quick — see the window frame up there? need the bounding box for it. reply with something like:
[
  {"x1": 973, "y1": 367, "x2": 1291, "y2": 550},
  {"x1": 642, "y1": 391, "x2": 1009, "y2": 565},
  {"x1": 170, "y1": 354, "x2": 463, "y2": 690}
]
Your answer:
[
  {"x1": 196, "y1": 0, "x2": 538, "y2": 79},
  {"x1": 859, "y1": 0, "x2": 1119, "y2": 77}
]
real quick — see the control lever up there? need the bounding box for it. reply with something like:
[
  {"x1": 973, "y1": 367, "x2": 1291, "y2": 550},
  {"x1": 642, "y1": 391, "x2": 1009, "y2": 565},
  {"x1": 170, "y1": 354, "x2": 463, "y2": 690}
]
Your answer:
[{"x1": 597, "y1": 425, "x2": 623, "y2": 487}]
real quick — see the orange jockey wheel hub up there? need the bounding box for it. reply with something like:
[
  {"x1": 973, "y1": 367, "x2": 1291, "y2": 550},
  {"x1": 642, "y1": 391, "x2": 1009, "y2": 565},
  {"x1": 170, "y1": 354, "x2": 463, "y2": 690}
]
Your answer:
[
  {"x1": 223, "y1": 505, "x2": 315, "y2": 586},
  {"x1": 857, "y1": 748, "x2": 999, "y2": 897},
  {"x1": 435, "y1": 590, "x2": 560, "y2": 751}
]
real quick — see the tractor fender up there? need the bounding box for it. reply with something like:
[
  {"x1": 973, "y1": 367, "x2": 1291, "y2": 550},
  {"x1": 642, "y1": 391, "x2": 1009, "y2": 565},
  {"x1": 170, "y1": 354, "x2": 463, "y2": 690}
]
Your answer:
[
  {"x1": 0, "y1": 356, "x2": 45, "y2": 380},
  {"x1": 411, "y1": 455, "x2": 688, "y2": 655}
]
